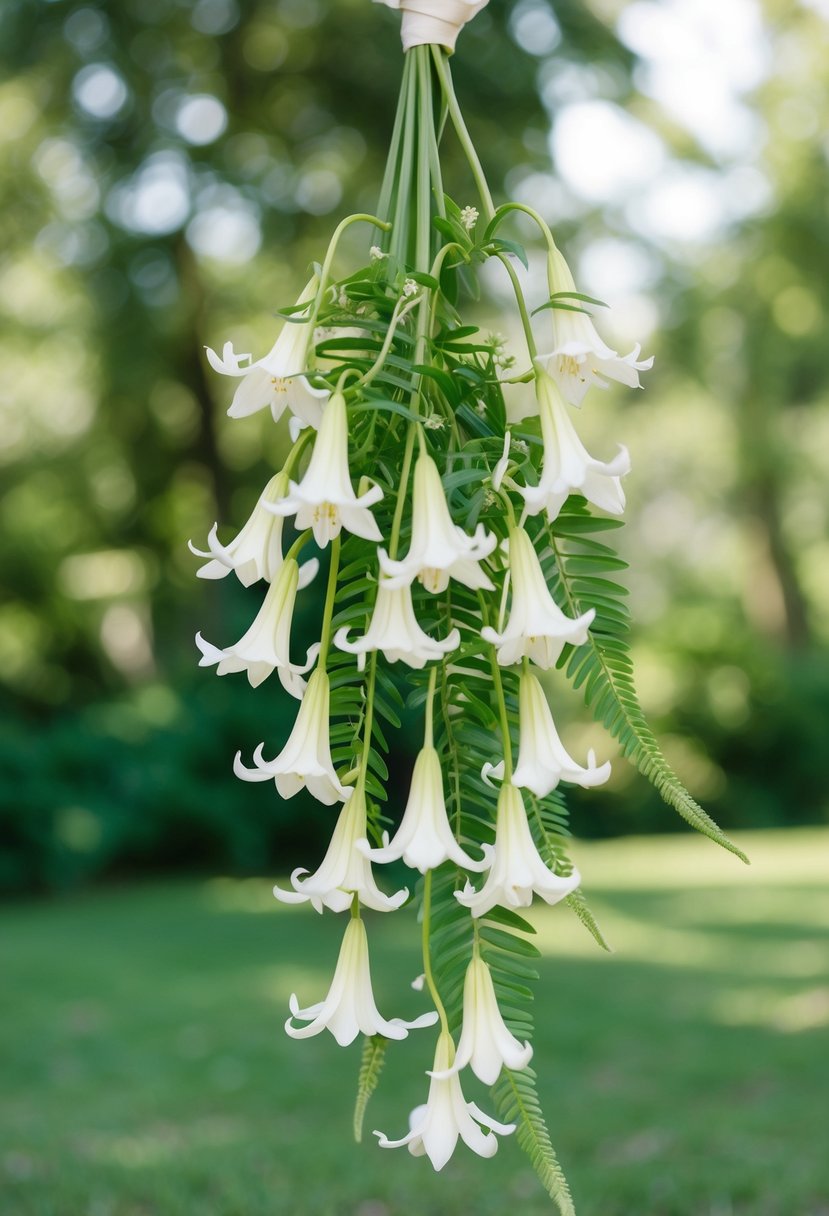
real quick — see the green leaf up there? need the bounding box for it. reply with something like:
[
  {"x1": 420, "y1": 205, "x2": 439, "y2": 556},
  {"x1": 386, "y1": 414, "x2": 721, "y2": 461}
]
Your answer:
[
  {"x1": 353, "y1": 1035, "x2": 388, "y2": 1143},
  {"x1": 565, "y1": 890, "x2": 612, "y2": 953},
  {"x1": 546, "y1": 514, "x2": 749, "y2": 864},
  {"x1": 492, "y1": 1068, "x2": 575, "y2": 1216}
]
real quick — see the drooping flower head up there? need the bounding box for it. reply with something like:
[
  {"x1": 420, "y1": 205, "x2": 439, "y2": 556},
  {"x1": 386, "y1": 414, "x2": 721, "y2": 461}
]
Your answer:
[
  {"x1": 379, "y1": 450, "x2": 495, "y2": 592},
  {"x1": 519, "y1": 370, "x2": 631, "y2": 521},
  {"x1": 336, "y1": 578, "x2": 459, "y2": 669},
  {"x1": 188, "y1": 473, "x2": 318, "y2": 588},
  {"x1": 430, "y1": 955, "x2": 532, "y2": 1085},
  {"x1": 513, "y1": 670, "x2": 611, "y2": 798},
  {"x1": 538, "y1": 244, "x2": 653, "y2": 407},
  {"x1": 375, "y1": 1029, "x2": 515, "y2": 1170},
  {"x1": 455, "y1": 781, "x2": 581, "y2": 918},
  {"x1": 358, "y1": 746, "x2": 490, "y2": 874},
  {"x1": 267, "y1": 391, "x2": 384, "y2": 548},
  {"x1": 195, "y1": 557, "x2": 318, "y2": 696},
  {"x1": 481, "y1": 526, "x2": 594, "y2": 669},
  {"x1": 234, "y1": 668, "x2": 351, "y2": 805},
  {"x1": 272, "y1": 779, "x2": 408, "y2": 913},
  {"x1": 285, "y1": 917, "x2": 437, "y2": 1046},
  {"x1": 205, "y1": 277, "x2": 329, "y2": 428}
]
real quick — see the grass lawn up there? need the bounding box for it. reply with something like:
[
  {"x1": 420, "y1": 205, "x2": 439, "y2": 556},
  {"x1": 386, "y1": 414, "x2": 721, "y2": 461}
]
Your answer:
[{"x1": 1, "y1": 828, "x2": 827, "y2": 1216}]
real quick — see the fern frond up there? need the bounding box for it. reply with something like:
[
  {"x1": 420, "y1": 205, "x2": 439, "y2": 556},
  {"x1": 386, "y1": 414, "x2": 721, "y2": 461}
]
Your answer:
[
  {"x1": 492, "y1": 1067, "x2": 576, "y2": 1216},
  {"x1": 544, "y1": 510, "x2": 748, "y2": 864},
  {"x1": 353, "y1": 1034, "x2": 388, "y2": 1143}
]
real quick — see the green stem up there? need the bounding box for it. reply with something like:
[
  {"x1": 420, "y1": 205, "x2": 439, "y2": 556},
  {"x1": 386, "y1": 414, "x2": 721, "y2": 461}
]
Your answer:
[
  {"x1": 479, "y1": 592, "x2": 514, "y2": 780},
  {"x1": 359, "y1": 294, "x2": 421, "y2": 391},
  {"x1": 285, "y1": 528, "x2": 312, "y2": 564},
  {"x1": 392, "y1": 54, "x2": 418, "y2": 266},
  {"x1": 421, "y1": 869, "x2": 449, "y2": 1036},
  {"x1": 424, "y1": 664, "x2": 437, "y2": 747},
  {"x1": 358, "y1": 650, "x2": 378, "y2": 784},
  {"x1": 281, "y1": 426, "x2": 315, "y2": 480},
  {"x1": 498, "y1": 253, "x2": 538, "y2": 361},
  {"x1": 376, "y1": 51, "x2": 414, "y2": 235},
  {"x1": 316, "y1": 533, "x2": 341, "y2": 668},
  {"x1": 310, "y1": 213, "x2": 392, "y2": 332},
  {"x1": 431, "y1": 47, "x2": 495, "y2": 221}
]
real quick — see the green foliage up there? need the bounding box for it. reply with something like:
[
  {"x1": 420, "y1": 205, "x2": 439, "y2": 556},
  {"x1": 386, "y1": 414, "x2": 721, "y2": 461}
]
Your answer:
[{"x1": 540, "y1": 510, "x2": 749, "y2": 864}]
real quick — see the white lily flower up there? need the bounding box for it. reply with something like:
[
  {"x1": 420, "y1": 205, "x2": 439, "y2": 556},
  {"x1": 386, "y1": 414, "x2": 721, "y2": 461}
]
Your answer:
[
  {"x1": 335, "y1": 579, "x2": 459, "y2": 669},
  {"x1": 455, "y1": 782, "x2": 580, "y2": 918},
  {"x1": 189, "y1": 473, "x2": 319, "y2": 588},
  {"x1": 378, "y1": 451, "x2": 495, "y2": 593},
  {"x1": 431, "y1": 956, "x2": 532, "y2": 1085},
  {"x1": 205, "y1": 278, "x2": 329, "y2": 428},
  {"x1": 195, "y1": 558, "x2": 318, "y2": 696},
  {"x1": 481, "y1": 527, "x2": 594, "y2": 669},
  {"x1": 375, "y1": 1030, "x2": 515, "y2": 1171},
  {"x1": 538, "y1": 245, "x2": 653, "y2": 407},
  {"x1": 285, "y1": 917, "x2": 437, "y2": 1046},
  {"x1": 520, "y1": 372, "x2": 630, "y2": 521},
  {"x1": 233, "y1": 668, "x2": 352, "y2": 805},
  {"x1": 272, "y1": 780, "x2": 408, "y2": 913},
  {"x1": 357, "y1": 746, "x2": 490, "y2": 874},
  {"x1": 267, "y1": 391, "x2": 383, "y2": 548},
  {"x1": 513, "y1": 671, "x2": 611, "y2": 798}
]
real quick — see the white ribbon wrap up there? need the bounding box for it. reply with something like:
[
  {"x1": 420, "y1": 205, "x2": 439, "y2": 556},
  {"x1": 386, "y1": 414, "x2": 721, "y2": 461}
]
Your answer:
[{"x1": 375, "y1": 0, "x2": 490, "y2": 52}]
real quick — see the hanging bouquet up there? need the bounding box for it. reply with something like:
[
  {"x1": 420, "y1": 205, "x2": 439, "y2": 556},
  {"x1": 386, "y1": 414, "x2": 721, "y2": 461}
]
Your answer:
[{"x1": 191, "y1": 2, "x2": 743, "y2": 1208}]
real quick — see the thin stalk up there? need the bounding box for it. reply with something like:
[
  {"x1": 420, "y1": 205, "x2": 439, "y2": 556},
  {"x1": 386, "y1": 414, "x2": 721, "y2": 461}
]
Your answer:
[
  {"x1": 497, "y1": 252, "x2": 538, "y2": 361},
  {"x1": 376, "y1": 51, "x2": 414, "y2": 234},
  {"x1": 358, "y1": 650, "x2": 378, "y2": 783},
  {"x1": 421, "y1": 869, "x2": 450, "y2": 1036},
  {"x1": 316, "y1": 533, "x2": 341, "y2": 668},
  {"x1": 431, "y1": 47, "x2": 495, "y2": 221},
  {"x1": 424, "y1": 663, "x2": 437, "y2": 747},
  {"x1": 359, "y1": 294, "x2": 421, "y2": 390},
  {"x1": 479, "y1": 592, "x2": 514, "y2": 780},
  {"x1": 392, "y1": 55, "x2": 418, "y2": 266},
  {"x1": 309, "y1": 212, "x2": 391, "y2": 333}
]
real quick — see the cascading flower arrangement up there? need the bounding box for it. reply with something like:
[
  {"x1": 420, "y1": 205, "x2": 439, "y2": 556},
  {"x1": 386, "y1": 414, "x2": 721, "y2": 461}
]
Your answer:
[{"x1": 192, "y1": 2, "x2": 745, "y2": 1209}]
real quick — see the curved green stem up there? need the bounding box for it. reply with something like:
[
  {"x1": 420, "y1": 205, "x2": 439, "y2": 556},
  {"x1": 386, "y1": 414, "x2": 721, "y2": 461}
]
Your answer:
[
  {"x1": 316, "y1": 533, "x2": 341, "y2": 669},
  {"x1": 431, "y1": 47, "x2": 495, "y2": 221},
  {"x1": 358, "y1": 650, "x2": 378, "y2": 784},
  {"x1": 424, "y1": 664, "x2": 437, "y2": 747},
  {"x1": 421, "y1": 869, "x2": 450, "y2": 1036},
  {"x1": 359, "y1": 294, "x2": 421, "y2": 391},
  {"x1": 310, "y1": 213, "x2": 392, "y2": 332},
  {"x1": 497, "y1": 253, "x2": 538, "y2": 362}
]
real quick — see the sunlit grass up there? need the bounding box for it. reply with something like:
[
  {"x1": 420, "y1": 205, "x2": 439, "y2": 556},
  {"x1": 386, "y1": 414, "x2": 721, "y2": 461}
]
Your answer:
[{"x1": 1, "y1": 829, "x2": 827, "y2": 1216}]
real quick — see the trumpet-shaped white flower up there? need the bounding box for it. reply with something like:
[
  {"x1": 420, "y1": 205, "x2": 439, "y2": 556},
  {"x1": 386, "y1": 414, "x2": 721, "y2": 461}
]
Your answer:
[
  {"x1": 205, "y1": 278, "x2": 329, "y2": 427},
  {"x1": 272, "y1": 780, "x2": 408, "y2": 913},
  {"x1": 538, "y1": 245, "x2": 653, "y2": 407},
  {"x1": 513, "y1": 671, "x2": 611, "y2": 798},
  {"x1": 285, "y1": 917, "x2": 437, "y2": 1046},
  {"x1": 431, "y1": 956, "x2": 532, "y2": 1085},
  {"x1": 195, "y1": 558, "x2": 318, "y2": 696},
  {"x1": 234, "y1": 668, "x2": 351, "y2": 805},
  {"x1": 358, "y1": 747, "x2": 490, "y2": 874},
  {"x1": 378, "y1": 452, "x2": 495, "y2": 593},
  {"x1": 335, "y1": 579, "x2": 459, "y2": 669},
  {"x1": 455, "y1": 782, "x2": 580, "y2": 918},
  {"x1": 267, "y1": 391, "x2": 383, "y2": 548},
  {"x1": 375, "y1": 1030, "x2": 515, "y2": 1171},
  {"x1": 188, "y1": 473, "x2": 318, "y2": 588},
  {"x1": 520, "y1": 372, "x2": 631, "y2": 521},
  {"x1": 481, "y1": 527, "x2": 594, "y2": 668}
]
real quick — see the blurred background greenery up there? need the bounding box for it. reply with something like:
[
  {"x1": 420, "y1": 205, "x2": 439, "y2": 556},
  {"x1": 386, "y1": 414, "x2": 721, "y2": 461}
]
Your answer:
[
  {"x1": 2, "y1": 0, "x2": 827, "y2": 893},
  {"x1": 2, "y1": 2, "x2": 829, "y2": 1213}
]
